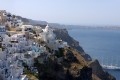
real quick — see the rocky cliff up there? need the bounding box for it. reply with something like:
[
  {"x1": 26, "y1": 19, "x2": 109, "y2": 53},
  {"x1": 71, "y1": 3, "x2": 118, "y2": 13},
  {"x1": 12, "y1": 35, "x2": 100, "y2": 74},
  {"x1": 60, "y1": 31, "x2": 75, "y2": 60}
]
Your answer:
[
  {"x1": 53, "y1": 28, "x2": 92, "y2": 61},
  {"x1": 53, "y1": 28, "x2": 84, "y2": 52},
  {"x1": 34, "y1": 47, "x2": 115, "y2": 80},
  {"x1": 53, "y1": 29, "x2": 116, "y2": 80},
  {"x1": 88, "y1": 60, "x2": 115, "y2": 80},
  {"x1": 34, "y1": 48, "x2": 93, "y2": 80}
]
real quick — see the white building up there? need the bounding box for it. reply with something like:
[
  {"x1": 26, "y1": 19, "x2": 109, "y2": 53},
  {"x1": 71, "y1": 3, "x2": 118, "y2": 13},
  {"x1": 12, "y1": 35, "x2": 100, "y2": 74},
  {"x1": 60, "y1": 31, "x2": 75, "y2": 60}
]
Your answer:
[
  {"x1": 41, "y1": 24, "x2": 56, "y2": 42},
  {"x1": 21, "y1": 25, "x2": 33, "y2": 33},
  {"x1": 0, "y1": 25, "x2": 6, "y2": 37}
]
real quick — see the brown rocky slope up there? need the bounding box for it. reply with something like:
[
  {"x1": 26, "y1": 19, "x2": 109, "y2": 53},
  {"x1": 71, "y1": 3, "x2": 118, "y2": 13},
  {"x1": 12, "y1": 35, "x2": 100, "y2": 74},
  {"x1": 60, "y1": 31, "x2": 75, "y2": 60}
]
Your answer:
[
  {"x1": 34, "y1": 47, "x2": 115, "y2": 80},
  {"x1": 53, "y1": 29, "x2": 116, "y2": 80}
]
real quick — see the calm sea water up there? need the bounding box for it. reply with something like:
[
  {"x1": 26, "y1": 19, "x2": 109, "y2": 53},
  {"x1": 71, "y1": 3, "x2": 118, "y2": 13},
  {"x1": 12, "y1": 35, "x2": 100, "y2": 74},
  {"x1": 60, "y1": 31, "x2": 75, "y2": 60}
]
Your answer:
[{"x1": 68, "y1": 28, "x2": 120, "y2": 80}]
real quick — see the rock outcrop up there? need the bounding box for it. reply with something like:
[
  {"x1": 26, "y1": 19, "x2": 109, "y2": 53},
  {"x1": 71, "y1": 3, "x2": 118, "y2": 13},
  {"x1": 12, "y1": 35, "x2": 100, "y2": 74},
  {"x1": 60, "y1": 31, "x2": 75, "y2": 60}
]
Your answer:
[
  {"x1": 53, "y1": 28, "x2": 92, "y2": 61},
  {"x1": 34, "y1": 48, "x2": 93, "y2": 80},
  {"x1": 53, "y1": 28, "x2": 84, "y2": 53},
  {"x1": 34, "y1": 48, "x2": 115, "y2": 80},
  {"x1": 88, "y1": 60, "x2": 115, "y2": 80}
]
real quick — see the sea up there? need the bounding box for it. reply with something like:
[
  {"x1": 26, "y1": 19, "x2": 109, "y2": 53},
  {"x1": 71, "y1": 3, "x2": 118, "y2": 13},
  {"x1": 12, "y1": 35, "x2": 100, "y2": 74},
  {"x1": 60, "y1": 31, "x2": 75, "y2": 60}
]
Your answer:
[{"x1": 68, "y1": 28, "x2": 120, "y2": 80}]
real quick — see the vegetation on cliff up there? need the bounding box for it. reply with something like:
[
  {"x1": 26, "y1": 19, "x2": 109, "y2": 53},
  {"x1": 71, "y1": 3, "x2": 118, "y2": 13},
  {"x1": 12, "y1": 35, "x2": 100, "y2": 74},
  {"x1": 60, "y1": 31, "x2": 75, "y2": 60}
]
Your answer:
[{"x1": 33, "y1": 47, "x2": 115, "y2": 80}]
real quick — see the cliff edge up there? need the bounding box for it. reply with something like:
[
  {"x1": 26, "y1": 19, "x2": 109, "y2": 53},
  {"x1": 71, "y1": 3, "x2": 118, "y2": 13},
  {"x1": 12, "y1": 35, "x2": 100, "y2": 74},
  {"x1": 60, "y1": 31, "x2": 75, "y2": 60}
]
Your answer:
[{"x1": 34, "y1": 47, "x2": 115, "y2": 80}]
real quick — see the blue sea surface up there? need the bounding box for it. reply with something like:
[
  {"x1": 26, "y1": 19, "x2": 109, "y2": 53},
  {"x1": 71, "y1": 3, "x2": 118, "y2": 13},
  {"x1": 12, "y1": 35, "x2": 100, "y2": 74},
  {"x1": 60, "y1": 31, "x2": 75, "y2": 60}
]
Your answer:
[{"x1": 68, "y1": 28, "x2": 120, "y2": 80}]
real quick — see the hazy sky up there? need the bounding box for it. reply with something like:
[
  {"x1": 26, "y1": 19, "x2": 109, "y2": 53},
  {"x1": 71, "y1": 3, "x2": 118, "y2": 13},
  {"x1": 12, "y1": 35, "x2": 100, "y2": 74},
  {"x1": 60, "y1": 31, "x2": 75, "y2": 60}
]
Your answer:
[{"x1": 0, "y1": 0, "x2": 120, "y2": 26}]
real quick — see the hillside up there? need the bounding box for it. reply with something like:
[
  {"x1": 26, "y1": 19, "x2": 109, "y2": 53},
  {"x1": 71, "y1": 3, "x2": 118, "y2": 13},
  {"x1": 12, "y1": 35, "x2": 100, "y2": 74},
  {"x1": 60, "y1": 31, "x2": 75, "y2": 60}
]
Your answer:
[
  {"x1": 0, "y1": 10, "x2": 116, "y2": 80},
  {"x1": 19, "y1": 15, "x2": 116, "y2": 80},
  {"x1": 16, "y1": 14, "x2": 116, "y2": 80}
]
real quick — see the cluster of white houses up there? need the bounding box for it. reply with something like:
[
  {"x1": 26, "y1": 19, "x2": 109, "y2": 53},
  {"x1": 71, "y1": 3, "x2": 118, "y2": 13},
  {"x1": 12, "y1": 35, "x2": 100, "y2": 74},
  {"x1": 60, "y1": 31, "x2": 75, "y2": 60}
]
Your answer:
[{"x1": 0, "y1": 10, "x2": 68, "y2": 80}]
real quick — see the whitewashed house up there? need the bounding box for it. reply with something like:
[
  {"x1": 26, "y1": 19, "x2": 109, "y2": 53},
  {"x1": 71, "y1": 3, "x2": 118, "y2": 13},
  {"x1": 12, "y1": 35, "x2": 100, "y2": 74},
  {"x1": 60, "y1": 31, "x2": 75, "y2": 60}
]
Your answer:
[
  {"x1": 9, "y1": 33, "x2": 30, "y2": 53},
  {"x1": 0, "y1": 25, "x2": 6, "y2": 37},
  {"x1": 41, "y1": 24, "x2": 56, "y2": 42},
  {"x1": 21, "y1": 25, "x2": 33, "y2": 33}
]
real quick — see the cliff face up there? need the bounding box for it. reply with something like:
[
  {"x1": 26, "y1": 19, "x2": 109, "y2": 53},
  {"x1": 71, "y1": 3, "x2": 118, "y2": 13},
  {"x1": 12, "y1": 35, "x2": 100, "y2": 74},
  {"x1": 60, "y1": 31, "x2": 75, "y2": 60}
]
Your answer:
[
  {"x1": 53, "y1": 29, "x2": 84, "y2": 53},
  {"x1": 53, "y1": 29, "x2": 116, "y2": 80},
  {"x1": 34, "y1": 48, "x2": 93, "y2": 80},
  {"x1": 53, "y1": 28, "x2": 92, "y2": 61},
  {"x1": 88, "y1": 60, "x2": 115, "y2": 80},
  {"x1": 35, "y1": 47, "x2": 115, "y2": 80}
]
